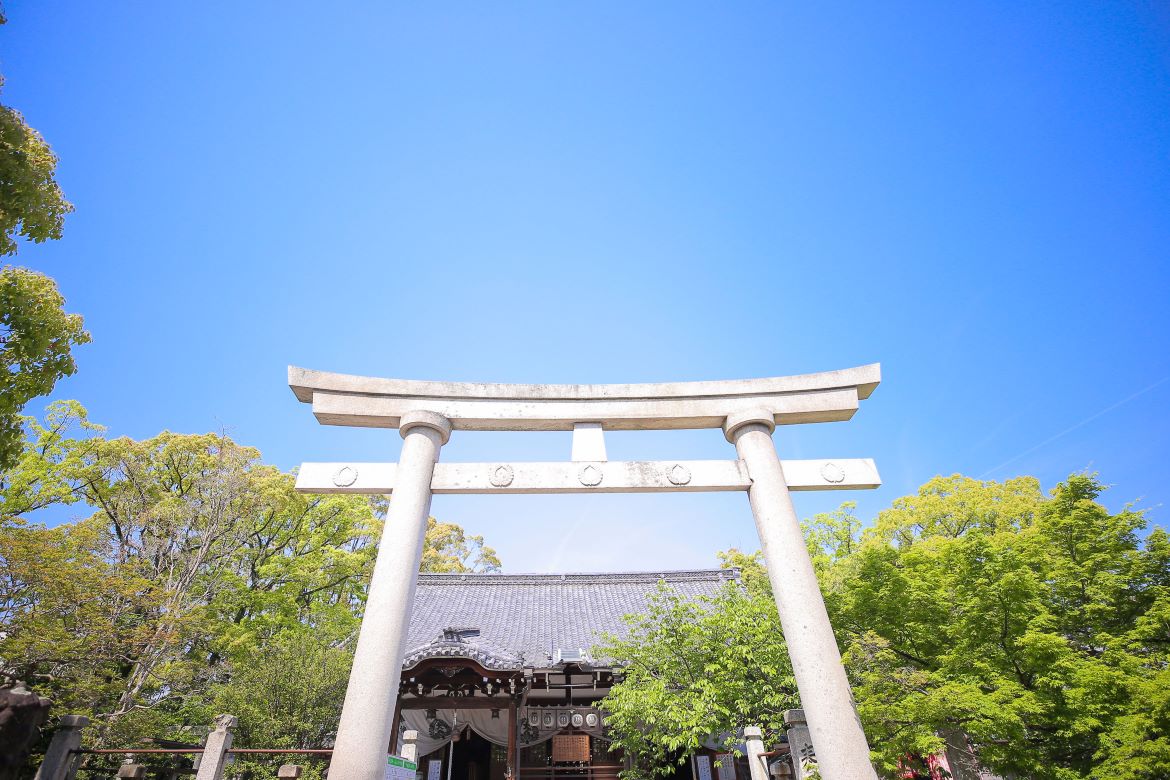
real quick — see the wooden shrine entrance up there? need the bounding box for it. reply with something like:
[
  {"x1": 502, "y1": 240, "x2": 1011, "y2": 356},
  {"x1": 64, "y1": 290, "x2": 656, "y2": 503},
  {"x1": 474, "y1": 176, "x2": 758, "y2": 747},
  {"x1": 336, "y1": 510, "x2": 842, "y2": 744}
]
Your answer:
[
  {"x1": 421, "y1": 730, "x2": 497, "y2": 780},
  {"x1": 392, "y1": 570, "x2": 729, "y2": 780},
  {"x1": 289, "y1": 364, "x2": 885, "y2": 780}
]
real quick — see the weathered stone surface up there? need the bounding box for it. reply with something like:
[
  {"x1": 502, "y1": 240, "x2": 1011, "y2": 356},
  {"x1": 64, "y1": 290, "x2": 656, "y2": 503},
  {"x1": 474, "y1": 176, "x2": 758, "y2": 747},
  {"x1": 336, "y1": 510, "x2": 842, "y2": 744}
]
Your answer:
[
  {"x1": 769, "y1": 760, "x2": 793, "y2": 778},
  {"x1": 294, "y1": 458, "x2": 881, "y2": 494},
  {"x1": 731, "y1": 416, "x2": 876, "y2": 780},
  {"x1": 327, "y1": 420, "x2": 446, "y2": 780},
  {"x1": 0, "y1": 684, "x2": 52, "y2": 780},
  {"x1": 571, "y1": 423, "x2": 608, "y2": 461},
  {"x1": 289, "y1": 365, "x2": 879, "y2": 431},
  {"x1": 32, "y1": 714, "x2": 87, "y2": 780},
  {"x1": 193, "y1": 714, "x2": 237, "y2": 780},
  {"x1": 289, "y1": 364, "x2": 881, "y2": 403},
  {"x1": 743, "y1": 726, "x2": 769, "y2": 780},
  {"x1": 783, "y1": 710, "x2": 816, "y2": 780}
]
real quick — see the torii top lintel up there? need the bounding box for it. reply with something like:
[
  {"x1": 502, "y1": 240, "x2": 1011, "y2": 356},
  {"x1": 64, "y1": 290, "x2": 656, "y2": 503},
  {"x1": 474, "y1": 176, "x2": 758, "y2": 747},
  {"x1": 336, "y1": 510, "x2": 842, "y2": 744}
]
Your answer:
[{"x1": 288, "y1": 363, "x2": 880, "y2": 432}]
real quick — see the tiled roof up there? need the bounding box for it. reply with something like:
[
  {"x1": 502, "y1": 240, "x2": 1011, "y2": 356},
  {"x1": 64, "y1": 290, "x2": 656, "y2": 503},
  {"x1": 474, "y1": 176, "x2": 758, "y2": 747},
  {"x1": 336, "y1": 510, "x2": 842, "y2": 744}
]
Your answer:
[{"x1": 404, "y1": 569, "x2": 737, "y2": 670}]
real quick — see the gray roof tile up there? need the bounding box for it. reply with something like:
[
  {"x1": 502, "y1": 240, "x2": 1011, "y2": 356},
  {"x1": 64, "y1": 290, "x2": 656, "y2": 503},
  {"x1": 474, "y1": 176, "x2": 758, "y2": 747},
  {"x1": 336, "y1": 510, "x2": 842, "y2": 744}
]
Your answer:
[{"x1": 405, "y1": 569, "x2": 736, "y2": 669}]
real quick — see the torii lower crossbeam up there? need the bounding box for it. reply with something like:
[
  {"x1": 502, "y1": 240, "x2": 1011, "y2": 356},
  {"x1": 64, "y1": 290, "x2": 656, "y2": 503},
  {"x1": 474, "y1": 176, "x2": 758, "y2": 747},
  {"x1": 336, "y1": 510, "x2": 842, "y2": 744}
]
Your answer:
[{"x1": 295, "y1": 458, "x2": 881, "y2": 494}]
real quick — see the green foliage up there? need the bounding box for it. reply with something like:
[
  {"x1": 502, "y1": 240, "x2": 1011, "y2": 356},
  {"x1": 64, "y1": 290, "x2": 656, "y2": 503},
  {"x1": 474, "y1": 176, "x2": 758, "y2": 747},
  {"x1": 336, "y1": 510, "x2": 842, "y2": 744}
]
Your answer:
[
  {"x1": 1093, "y1": 667, "x2": 1170, "y2": 779},
  {"x1": 0, "y1": 268, "x2": 90, "y2": 471},
  {"x1": 715, "y1": 549, "x2": 769, "y2": 597},
  {"x1": 596, "y1": 583, "x2": 797, "y2": 780},
  {"x1": 0, "y1": 13, "x2": 74, "y2": 257},
  {"x1": 423, "y1": 516, "x2": 502, "y2": 573},
  {"x1": 200, "y1": 628, "x2": 353, "y2": 780},
  {"x1": 816, "y1": 473, "x2": 1169, "y2": 779},
  {"x1": 786, "y1": 473, "x2": 1168, "y2": 779},
  {"x1": 0, "y1": 401, "x2": 501, "y2": 759},
  {"x1": 0, "y1": 514, "x2": 154, "y2": 714},
  {"x1": 211, "y1": 628, "x2": 353, "y2": 748},
  {"x1": 618, "y1": 474, "x2": 1167, "y2": 779},
  {"x1": 0, "y1": 15, "x2": 87, "y2": 472}
]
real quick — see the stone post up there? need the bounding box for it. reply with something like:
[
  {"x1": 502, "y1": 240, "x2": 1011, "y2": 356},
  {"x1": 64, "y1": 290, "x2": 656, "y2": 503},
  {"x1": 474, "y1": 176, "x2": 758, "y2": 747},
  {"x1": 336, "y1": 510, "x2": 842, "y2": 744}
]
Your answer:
[
  {"x1": 194, "y1": 714, "x2": 237, "y2": 780},
  {"x1": 277, "y1": 766, "x2": 303, "y2": 779},
  {"x1": 743, "y1": 726, "x2": 769, "y2": 780},
  {"x1": 725, "y1": 410, "x2": 876, "y2": 780},
  {"x1": 770, "y1": 761, "x2": 794, "y2": 779},
  {"x1": 1, "y1": 682, "x2": 53, "y2": 777},
  {"x1": 327, "y1": 411, "x2": 452, "y2": 780},
  {"x1": 116, "y1": 765, "x2": 147, "y2": 779},
  {"x1": 401, "y1": 729, "x2": 420, "y2": 764},
  {"x1": 941, "y1": 729, "x2": 983, "y2": 780},
  {"x1": 33, "y1": 714, "x2": 88, "y2": 780},
  {"x1": 782, "y1": 710, "x2": 816, "y2": 780}
]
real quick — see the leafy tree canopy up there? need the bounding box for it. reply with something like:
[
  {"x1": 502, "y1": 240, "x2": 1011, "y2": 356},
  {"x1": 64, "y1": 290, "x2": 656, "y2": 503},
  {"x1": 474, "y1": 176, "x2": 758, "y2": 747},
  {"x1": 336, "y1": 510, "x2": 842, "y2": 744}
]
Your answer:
[
  {"x1": 0, "y1": 268, "x2": 90, "y2": 472},
  {"x1": 0, "y1": 14, "x2": 87, "y2": 473},
  {"x1": 604, "y1": 474, "x2": 1169, "y2": 780},
  {"x1": 818, "y1": 474, "x2": 1169, "y2": 780},
  {"x1": 0, "y1": 401, "x2": 499, "y2": 767},
  {"x1": 596, "y1": 582, "x2": 797, "y2": 780},
  {"x1": 0, "y1": 11, "x2": 73, "y2": 257}
]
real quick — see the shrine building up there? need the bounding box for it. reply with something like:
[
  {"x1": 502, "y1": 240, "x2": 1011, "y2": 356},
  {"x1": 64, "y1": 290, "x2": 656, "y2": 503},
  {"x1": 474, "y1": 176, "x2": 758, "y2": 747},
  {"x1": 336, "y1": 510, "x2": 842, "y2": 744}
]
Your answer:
[{"x1": 393, "y1": 569, "x2": 748, "y2": 780}]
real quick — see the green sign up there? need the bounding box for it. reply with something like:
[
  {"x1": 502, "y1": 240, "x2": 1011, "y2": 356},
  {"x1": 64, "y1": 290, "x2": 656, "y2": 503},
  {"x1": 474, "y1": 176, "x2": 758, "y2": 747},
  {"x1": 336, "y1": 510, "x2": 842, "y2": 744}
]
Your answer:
[
  {"x1": 387, "y1": 757, "x2": 418, "y2": 771},
  {"x1": 386, "y1": 755, "x2": 419, "y2": 780}
]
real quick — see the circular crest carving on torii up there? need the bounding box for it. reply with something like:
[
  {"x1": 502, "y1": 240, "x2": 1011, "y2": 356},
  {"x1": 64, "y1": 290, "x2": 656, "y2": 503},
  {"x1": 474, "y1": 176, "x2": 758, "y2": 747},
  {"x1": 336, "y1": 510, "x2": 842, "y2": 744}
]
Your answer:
[
  {"x1": 489, "y1": 465, "x2": 514, "y2": 487},
  {"x1": 578, "y1": 464, "x2": 603, "y2": 487}
]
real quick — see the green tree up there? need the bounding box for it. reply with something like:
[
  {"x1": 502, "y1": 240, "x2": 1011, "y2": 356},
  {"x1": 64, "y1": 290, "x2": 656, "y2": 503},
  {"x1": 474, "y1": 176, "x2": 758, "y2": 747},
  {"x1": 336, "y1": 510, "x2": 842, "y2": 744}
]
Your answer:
[
  {"x1": 596, "y1": 583, "x2": 797, "y2": 780},
  {"x1": 0, "y1": 514, "x2": 155, "y2": 714},
  {"x1": 0, "y1": 401, "x2": 501, "y2": 756},
  {"x1": 607, "y1": 474, "x2": 1168, "y2": 779},
  {"x1": 1093, "y1": 667, "x2": 1170, "y2": 779},
  {"x1": 0, "y1": 268, "x2": 90, "y2": 472},
  {"x1": 0, "y1": 13, "x2": 88, "y2": 473},
  {"x1": 817, "y1": 474, "x2": 1169, "y2": 779},
  {"x1": 200, "y1": 628, "x2": 354, "y2": 780},
  {"x1": 0, "y1": 12, "x2": 74, "y2": 256},
  {"x1": 423, "y1": 516, "x2": 502, "y2": 573}
]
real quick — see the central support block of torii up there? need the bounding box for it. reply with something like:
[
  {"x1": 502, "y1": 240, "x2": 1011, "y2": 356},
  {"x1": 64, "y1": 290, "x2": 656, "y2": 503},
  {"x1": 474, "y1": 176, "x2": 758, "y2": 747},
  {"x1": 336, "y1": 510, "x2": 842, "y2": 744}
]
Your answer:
[{"x1": 289, "y1": 364, "x2": 883, "y2": 780}]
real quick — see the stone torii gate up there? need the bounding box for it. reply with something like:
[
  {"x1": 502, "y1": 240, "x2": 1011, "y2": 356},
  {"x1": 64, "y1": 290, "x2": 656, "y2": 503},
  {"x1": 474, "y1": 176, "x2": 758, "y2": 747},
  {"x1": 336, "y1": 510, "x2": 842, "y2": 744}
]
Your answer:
[{"x1": 289, "y1": 364, "x2": 883, "y2": 780}]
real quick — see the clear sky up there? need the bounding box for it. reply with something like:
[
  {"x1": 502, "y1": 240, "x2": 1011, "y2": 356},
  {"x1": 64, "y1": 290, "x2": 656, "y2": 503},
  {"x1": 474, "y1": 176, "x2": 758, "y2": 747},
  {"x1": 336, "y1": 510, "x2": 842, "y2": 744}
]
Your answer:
[{"x1": 3, "y1": 1, "x2": 1168, "y2": 572}]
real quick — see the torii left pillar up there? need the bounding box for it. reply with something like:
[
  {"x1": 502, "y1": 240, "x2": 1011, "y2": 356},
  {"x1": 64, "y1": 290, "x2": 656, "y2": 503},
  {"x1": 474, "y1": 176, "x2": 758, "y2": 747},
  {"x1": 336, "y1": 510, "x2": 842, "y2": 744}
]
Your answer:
[{"x1": 328, "y1": 410, "x2": 451, "y2": 780}]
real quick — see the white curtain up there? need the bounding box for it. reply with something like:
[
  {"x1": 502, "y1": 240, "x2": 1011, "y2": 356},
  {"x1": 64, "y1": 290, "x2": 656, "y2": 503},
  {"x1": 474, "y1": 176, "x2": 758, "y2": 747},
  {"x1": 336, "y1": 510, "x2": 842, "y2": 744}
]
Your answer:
[
  {"x1": 402, "y1": 709, "x2": 458, "y2": 758},
  {"x1": 400, "y1": 707, "x2": 610, "y2": 758},
  {"x1": 401, "y1": 708, "x2": 518, "y2": 758}
]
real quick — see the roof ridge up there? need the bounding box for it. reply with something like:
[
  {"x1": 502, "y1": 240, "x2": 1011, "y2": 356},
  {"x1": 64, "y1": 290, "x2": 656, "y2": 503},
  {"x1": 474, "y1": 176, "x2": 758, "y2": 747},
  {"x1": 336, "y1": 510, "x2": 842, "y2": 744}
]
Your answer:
[{"x1": 417, "y1": 568, "x2": 739, "y2": 585}]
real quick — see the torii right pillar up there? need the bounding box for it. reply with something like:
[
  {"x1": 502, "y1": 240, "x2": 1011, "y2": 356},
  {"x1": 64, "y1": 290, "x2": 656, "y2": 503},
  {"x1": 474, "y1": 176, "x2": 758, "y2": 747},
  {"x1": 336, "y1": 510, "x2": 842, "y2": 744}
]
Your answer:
[{"x1": 725, "y1": 409, "x2": 877, "y2": 780}]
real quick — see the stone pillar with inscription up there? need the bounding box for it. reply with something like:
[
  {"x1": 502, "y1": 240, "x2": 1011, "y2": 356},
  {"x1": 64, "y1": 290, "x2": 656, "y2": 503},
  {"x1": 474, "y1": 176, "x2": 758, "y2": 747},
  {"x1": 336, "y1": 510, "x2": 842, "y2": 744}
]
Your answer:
[
  {"x1": 782, "y1": 710, "x2": 817, "y2": 780},
  {"x1": 327, "y1": 411, "x2": 451, "y2": 780},
  {"x1": 726, "y1": 411, "x2": 876, "y2": 780}
]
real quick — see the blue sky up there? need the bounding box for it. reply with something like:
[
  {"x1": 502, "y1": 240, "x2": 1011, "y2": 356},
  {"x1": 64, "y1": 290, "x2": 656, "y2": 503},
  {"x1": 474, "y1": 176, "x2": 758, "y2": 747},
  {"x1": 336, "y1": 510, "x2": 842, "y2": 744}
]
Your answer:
[{"x1": 4, "y1": 1, "x2": 1168, "y2": 572}]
